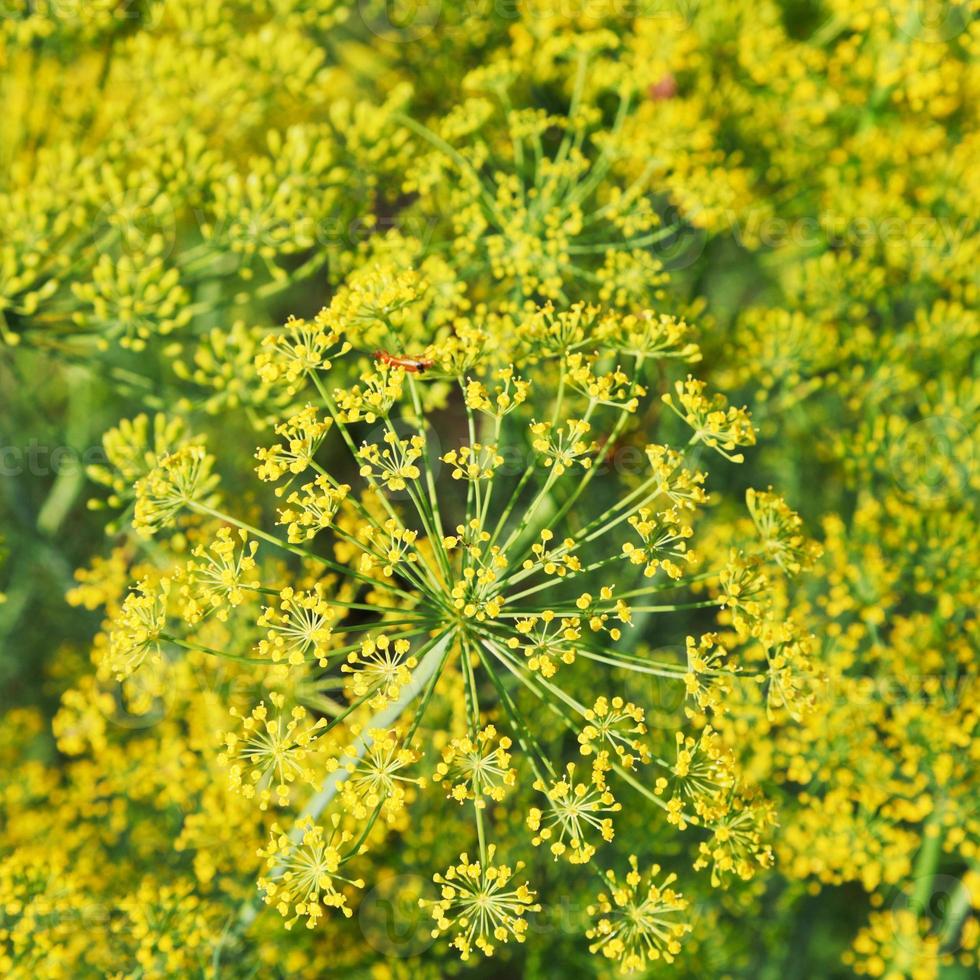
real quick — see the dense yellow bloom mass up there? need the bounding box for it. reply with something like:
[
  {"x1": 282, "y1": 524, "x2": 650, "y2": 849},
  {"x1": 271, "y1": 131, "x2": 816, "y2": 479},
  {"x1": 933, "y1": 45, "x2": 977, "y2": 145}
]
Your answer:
[
  {"x1": 1, "y1": 0, "x2": 978, "y2": 976},
  {"x1": 82, "y1": 293, "x2": 801, "y2": 966}
]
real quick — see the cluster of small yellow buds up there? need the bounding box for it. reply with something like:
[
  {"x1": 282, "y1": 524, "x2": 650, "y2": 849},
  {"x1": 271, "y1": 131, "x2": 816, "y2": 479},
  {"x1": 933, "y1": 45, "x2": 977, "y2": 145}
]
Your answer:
[
  {"x1": 332, "y1": 265, "x2": 428, "y2": 328},
  {"x1": 509, "y1": 612, "x2": 581, "y2": 677},
  {"x1": 255, "y1": 406, "x2": 332, "y2": 482},
  {"x1": 655, "y1": 727, "x2": 736, "y2": 829},
  {"x1": 70, "y1": 250, "x2": 191, "y2": 351},
  {"x1": 333, "y1": 363, "x2": 404, "y2": 423},
  {"x1": 220, "y1": 693, "x2": 327, "y2": 809},
  {"x1": 578, "y1": 696, "x2": 649, "y2": 768},
  {"x1": 442, "y1": 443, "x2": 504, "y2": 481},
  {"x1": 341, "y1": 634, "x2": 418, "y2": 708},
  {"x1": 566, "y1": 353, "x2": 645, "y2": 410},
  {"x1": 360, "y1": 518, "x2": 419, "y2": 578},
  {"x1": 276, "y1": 476, "x2": 349, "y2": 543},
  {"x1": 520, "y1": 301, "x2": 601, "y2": 355},
  {"x1": 86, "y1": 413, "x2": 193, "y2": 523},
  {"x1": 746, "y1": 486, "x2": 823, "y2": 575},
  {"x1": 442, "y1": 519, "x2": 489, "y2": 555},
  {"x1": 358, "y1": 432, "x2": 425, "y2": 491},
  {"x1": 463, "y1": 367, "x2": 530, "y2": 417},
  {"x1": 433, "y1": 323, "x2": 487, "y2": 375},
  {"x1": 255, "y1": 309, "x2": 350, "y2": 392},
  {"x1": 523, "y1": 529, "x2": 581, "y2": 577},
  {"x1": 684, "y1": 633, "x2": 736, "y2": 717},
  {"x1": 662, "y1": 376, "x2": 756, "y2": 462},
  {"x1": 644, "y1": 443, "x2": 708, "y2": 509},
  {"x1": 181, "y1": 527, "x2": 258, "y2": 622},
  {"x1": 530, "y1": 418, "x2": 594, "y2": 475},
  {"x1": 257, "y1": 587, "x2": 333, "y2": 666},
  {"x1": 596, "y1": 248, "x2": 669, "y2": 307},
  {"x1": 575, "y1": 588, "x2": 632, "y2": 637},
  {"x1": 106, "y1": 578, "x2": 170, "y2": 682},
  {"x1": 586, "y1": 857, "x2": 691, "y2": 971},
  {"x1": 602, "y1": 310, "x2": 702, "y2": 362},
  {"x1": 172, "y1": 321, "x2": 288, "y2": 418},
  {"x1": 528, "y1": 761, "x2": 621, "y2": 863},
  {"x1": 133, "y1": 445, "x2": 219, "y2": 537},
  {"x1": 693, "y1": 792, "x2": 776, "y2": 887},
  {"x1": 718, "y1": 549, "x2": 771, "y2": 634},
  {"x1": 338, "y1": 727, "x2": 422, "y2": 822},
  {"x1": 622, "y1": 506, "x2": 693, "y2": 579},
  {"x1": 434, "y1": 726, "x2": 517, "y2": 806},
  {"x1": 258, "y1": 815, "x2": 363, "y2": 928},
  {"x1": 423, "y1": 846, "x2": 540, "y2": 960},
  {"x1": 754, "y1": 618, "x2": 818, "y2": 720},
  {"x1": 450, "y1": 567, "x2": 506, "y2": 621}
]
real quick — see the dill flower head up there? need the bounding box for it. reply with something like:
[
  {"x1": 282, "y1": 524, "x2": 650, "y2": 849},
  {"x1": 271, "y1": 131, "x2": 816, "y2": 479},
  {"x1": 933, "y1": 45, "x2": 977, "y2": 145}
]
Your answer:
[
  {"x1": 577, "y1": 696, "x2": 650, "y2": 769},
  {"x1": 256, "y1": 586, "x2": 335, "y2": 666},
  {"x1": 746, "y1": 487, "x2": 822, "y2": 575},
  {"x1": 10, "y1": 3, "x2": 980, "y2": 973},
  {"x1": 258, "y1": 815, "x2": 364, "y2": 928},
  {"x1": 662, "y1": 375, "x2": 756, "y2": 462},
  {"x1": 434, "y1": 725, "x2": 516, "y2": 806},
  {"x1": 338, "y1": 726, "x2": 422, "y2": 821},
  {"x1": 693, "y1": 790, "x2": 777, "y2": 888},
  {"x1": 105, "y1": 295, "x2": 792, "y2": 961},
  {"x1": 181, "y1": 527, "x2": 259, "y2": 622},
  {"x1": 528, "y1": 761, "x2": 621, "y2": 864},
  {"x1": 87, "y1": 413, "x2": 198, "y2": 530},
  {"x1": 655, "y1": 727, "x2": 737, "y2": 829},
  {"x1": 255, "y1": 310, "x2": 351, "y2": 392},
  {"x1": 341, "y1": 634, "x2": 418, "y2": 708},
  {"x1": 586, "y1": 856, "x2": 692, "y2": 972},
  {"x1": 220, "y1": 693, "x2": 327, "y2": 809},
  {"x1": 105, "y1": 578, "x2": 171, "y2": 682},
  {"x1": 422, "y1": 846, "x2": 541, "y2": 960},
  {"x1": 133, "y1": 444, "x2": 220, "y2": 537}
]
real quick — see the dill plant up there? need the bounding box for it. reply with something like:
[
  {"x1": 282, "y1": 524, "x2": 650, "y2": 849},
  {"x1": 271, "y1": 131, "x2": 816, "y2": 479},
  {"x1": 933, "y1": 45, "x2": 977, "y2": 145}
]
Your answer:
[
  {"x1": 92, "y1": 287, "x2": 814, "y2": 967},
  {"x1": 1, "y1": 1, "x2": 978, "y2": 976}
]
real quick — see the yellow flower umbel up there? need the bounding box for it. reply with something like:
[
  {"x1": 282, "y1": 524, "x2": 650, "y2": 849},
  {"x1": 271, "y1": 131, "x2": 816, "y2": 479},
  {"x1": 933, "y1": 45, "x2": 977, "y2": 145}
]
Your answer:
[
  {"x1": 258, "y1": 815, "x2": 364, "y2": 928},
  {"x1": 108, "y1": 295, "x2": 792, "y2": 960},
  {"x1": 435, "y1": 726, "x2": 517, "y2": 807},
  {"x1": 220, "y1": 693, "x2": 327, "y2": 809},
  {"x1": 422, "y1": 846, "x2": 540, "y2": 960},
  {"x1": 654, "y1": 728, "x2": 736, "y2": 829},
  {"x1": 693, "y1": 791, "x2": 776, "y2": 887},
  {"x1": 276, "y1": 477, "x2": 349, "y2": 544},
  {"x1": 586, "y1": 856, "x2": 692, "y2": 972},
  {"x1": 255, "y1": 406, "x2": 332, "y2": 483},
  {"x1": 181, "y1": 527, "x2": 258, "y2": 623},
  {"x1": 87, "y1": 413, "x2": 198, "y2": 531},
  {"x1": 662, "y1": 376, "x2": 756, "y2": 462},
  {"x1": 341, "y1": 634, "x2": 418, "y2": 708},
  {"x1": 106, "y1": 578, "x2": 171, "y2": 682},
  {"x1": 746, "y1": 487, "x2": 822, "y2": 575},
  {"x1": 255, "y1": 309, "x2": 351, "y2": 393},
  {"x1": 257, "y1": 587, "x2": 334, "y2": 666},
  {"x1": 338, "y1": 727, "x2": 422, "y2": 821},
  {"x1": 132, "y1": 444, "x2": 220, "y2": 537},
  {"x1": 578, "y1": 696, "x2": 650, "y2": 769},
  {"x1": 527, "y1": 761, "x2": 621, "y2": 864}
]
